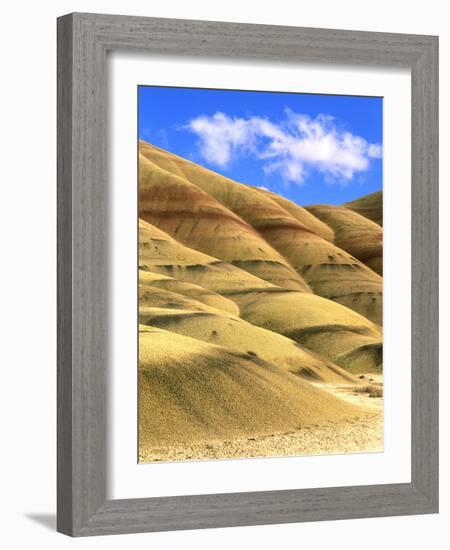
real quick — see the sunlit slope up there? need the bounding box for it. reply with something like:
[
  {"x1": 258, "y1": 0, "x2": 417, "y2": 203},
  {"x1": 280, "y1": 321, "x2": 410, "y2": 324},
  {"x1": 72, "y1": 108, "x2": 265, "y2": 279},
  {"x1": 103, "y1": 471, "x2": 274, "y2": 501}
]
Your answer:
[
  {"x1": 253, "y1": 222, "x2": 382, "y2": 325},
  {"x1": 138, "y1": 284, "x2": 356, "y2": 384},
  {"x1": 139, "y1": 220, "x2": 382, "y2": 372},
  {"x1": 345, "y1": 191, "x2": 383, "y2": 227},
  {"x1": 139, "y1": 270, "x2": 239, "y2": 315},
  {"x1": 232, "y1": 289, "x2": 382, "y2": 373},
  {"x1": 139, "y1": 325, "x2": 363, "y2": 447},
  {"x1": 139, "y1": 150, "x2": 310, "y2": 292},
  {"x1": 139, "y1": 218, "x2": 275, "y2": 295},
  {"x1": 140, "y1": 142, "x2": 313, "y2": 236},
  {"x1": 253, "y1": 186, "x2": 334, "y2": 241},
  {"x1": 306, "y1": 204, "x2": 383, "y2": 275},
  {"x1": 139, "y1": 140, "x2": 382, "y2": 324}
]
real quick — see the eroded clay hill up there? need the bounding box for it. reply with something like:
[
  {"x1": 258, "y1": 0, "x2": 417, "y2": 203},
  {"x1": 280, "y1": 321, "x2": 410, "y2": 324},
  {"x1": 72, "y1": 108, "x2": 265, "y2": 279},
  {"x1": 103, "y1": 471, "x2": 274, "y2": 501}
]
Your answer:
[
  {"x1": 139, "y1": 219, "x2": 382, "y2": 374},
  {"x1": 345, "y1": 191, "x2": 383, "y2": 227},
  {"x1": 139, "y1": 325, "x2": 363, "y2": 448},
  {"x1": 306, "y1": 204, "x2": 383, "y2": 275},
  {"x1": 140, "y1": 140, "x2": 382, "y2": 325},
  {"x1": 139, "y1": 149, "x2": 309, "y2": 292},
  {"x1": 138, "y1": 140, "x2": 384, "y2": 459}
]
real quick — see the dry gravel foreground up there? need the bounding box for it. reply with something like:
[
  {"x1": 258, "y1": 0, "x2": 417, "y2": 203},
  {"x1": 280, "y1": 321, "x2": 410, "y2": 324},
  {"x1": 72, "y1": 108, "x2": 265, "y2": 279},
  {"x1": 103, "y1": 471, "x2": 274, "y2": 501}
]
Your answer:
[{"x1": 140, "y1": 382, "x2": 383, "y2": 463}]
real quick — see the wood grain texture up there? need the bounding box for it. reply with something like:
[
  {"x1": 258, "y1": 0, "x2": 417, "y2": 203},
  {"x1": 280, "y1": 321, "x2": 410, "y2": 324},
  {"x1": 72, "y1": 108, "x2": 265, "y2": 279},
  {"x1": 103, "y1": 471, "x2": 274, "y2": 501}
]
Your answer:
[
  {"x1": 410, "y1": 36, "x2": 439, "y2": 506},
  {"x1": 57, "y1": 13, "x2": 74, "y2": 535},
  {"x1": 57, "y1": 12, "x2": 439, "y2": 536}
]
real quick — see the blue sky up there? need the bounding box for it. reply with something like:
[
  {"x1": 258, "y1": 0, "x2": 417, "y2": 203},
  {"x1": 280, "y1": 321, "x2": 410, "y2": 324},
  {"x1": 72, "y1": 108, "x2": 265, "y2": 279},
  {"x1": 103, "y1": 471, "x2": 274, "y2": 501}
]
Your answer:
[{"x1": 138, "y1": 86, "x2": 382, "y2": 206}]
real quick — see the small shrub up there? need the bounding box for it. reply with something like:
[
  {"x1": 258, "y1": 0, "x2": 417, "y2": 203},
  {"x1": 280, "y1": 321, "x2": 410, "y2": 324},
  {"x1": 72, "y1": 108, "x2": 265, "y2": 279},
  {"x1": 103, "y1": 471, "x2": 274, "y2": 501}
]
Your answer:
[
  {"x1": 353, "y1": 384, "x2": 383, "y2": 398},
  {"x1": 369, "y1": 387, "x2": 383, "y2": 398}
]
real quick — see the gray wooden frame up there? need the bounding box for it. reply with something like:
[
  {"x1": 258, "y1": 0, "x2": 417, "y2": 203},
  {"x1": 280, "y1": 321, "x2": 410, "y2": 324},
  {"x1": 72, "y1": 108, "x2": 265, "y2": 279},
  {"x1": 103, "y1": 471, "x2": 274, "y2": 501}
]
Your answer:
[{"x1": 57, "y1": 12, "x2": 439, "y2": 537}]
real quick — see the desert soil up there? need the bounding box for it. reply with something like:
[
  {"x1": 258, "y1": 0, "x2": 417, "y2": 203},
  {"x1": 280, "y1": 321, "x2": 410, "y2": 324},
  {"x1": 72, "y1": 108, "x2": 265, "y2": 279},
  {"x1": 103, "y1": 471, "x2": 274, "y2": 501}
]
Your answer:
[
  {"x1": 138, "y1": 141, "x2": 384, "y2": 464},
  {"x1": 139, "y1": 379, "x2": 383, "y2": 463}
]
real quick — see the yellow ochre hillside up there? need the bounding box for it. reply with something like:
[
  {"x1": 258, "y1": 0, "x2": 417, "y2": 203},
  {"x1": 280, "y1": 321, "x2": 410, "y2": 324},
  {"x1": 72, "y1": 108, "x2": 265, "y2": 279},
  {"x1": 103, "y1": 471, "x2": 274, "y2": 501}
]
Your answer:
[
  {"x1": 140, "y1": 140, "x2": 382, "y2": 325},
  {"x1": 138, "y1": 139, "x2": 384, "y2": 462},
  {"x1": 306, "y1": 204, "x2": 383, "y2": 275},
  {"x1": 345, "y1": 191, "x2": 383, "y2": 227}
]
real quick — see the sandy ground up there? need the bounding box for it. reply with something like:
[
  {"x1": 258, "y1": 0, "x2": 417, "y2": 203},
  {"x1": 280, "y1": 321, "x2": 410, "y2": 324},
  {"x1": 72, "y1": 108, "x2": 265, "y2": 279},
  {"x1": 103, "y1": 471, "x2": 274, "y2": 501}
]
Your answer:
[{"x1": 139, "y1": 377, "x2": 383, "y2": 463}]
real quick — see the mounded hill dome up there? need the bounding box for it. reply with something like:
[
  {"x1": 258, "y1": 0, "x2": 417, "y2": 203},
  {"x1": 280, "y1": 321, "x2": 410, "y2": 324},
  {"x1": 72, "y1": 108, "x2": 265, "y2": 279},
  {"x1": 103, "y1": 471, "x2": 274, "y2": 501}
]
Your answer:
[
  {"x1": 139, "y1": 325, "x2": 363, "y2": 449},
  {"x1": 306, "y1": 204, "x2": 383, "y2": 275},
  {"x1": 139, "y1": 219, "x2": 382, "y2": 372},
  {"x1": 345, "y1": 191, "x2": 383, "y2": 227},
  {"x1": 139, "y1": 150, "x2": 310, "y2": 292},
  {"x1": 139, "y1": 141, "x2": 382, "y2": 325},
  {"x1": 137, "y1": 139, "x2": 384, "y2": 462}
]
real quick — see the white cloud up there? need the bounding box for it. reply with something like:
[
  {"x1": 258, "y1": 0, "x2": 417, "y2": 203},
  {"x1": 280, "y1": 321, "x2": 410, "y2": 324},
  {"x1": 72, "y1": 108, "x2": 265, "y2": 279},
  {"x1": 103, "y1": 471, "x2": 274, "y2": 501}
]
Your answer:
[
  {"x1": 184, "y1": 109, "x2": 382, "y2": 184},
  {"x1": 186, "y1": 112, "x2": 254, "y2": 167},
  {"x1": 367, "y1": 143, "x2": 383, "y2": 158}
]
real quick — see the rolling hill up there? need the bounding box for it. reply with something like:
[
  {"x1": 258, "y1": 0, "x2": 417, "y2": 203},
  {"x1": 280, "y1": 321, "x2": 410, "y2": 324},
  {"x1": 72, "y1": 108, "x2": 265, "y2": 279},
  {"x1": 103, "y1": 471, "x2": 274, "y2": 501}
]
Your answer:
[
  {"x1": 306, "y1": 204, "x2": 383, "y2": 275},
  {"x1": 345, "y1": 190, "x2": 383, "y2": 226},
  {"x1": 140, "y1": 141, "x2": 383, "y2": 325},
  {"x1": 139, "y1": 279, "x2": 357, "y2": 384},
  {"x1": 139, "y1": 218, "x2": 382, "y2": 372},
  {"x1": 139, "y1": 325, "x2": 362, "y2": 449},
  {"x1": 139, "y1": 149, "x2": 310, "y2": 292},
  {"x1": 138, "y1": 139, "x2": 384, "y2": 461}
]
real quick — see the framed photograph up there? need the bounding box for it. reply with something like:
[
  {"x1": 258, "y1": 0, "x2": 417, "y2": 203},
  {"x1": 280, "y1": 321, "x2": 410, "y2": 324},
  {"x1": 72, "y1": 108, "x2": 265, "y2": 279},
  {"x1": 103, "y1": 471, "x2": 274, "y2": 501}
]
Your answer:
[{"x1": 57, "y1": 13, "x2": 438, "y2": 536}]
